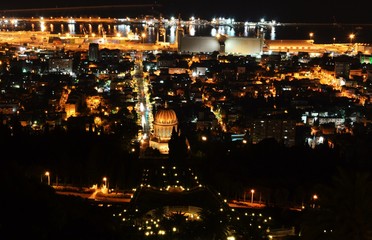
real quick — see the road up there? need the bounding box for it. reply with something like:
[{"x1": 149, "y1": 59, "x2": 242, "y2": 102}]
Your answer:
[
  {"x1": 133, "y1": 55, "x2": 154, "y2": 157},
  {"x1": 54, "y1": 186, "x2": 132, "y2": 203}
]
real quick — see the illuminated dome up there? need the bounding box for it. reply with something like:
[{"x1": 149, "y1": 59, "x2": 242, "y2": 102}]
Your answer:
[
  {"x1": 154, "y1": 107, "x2": 178, "y2": 126},
  {"x1": 150, "y1": 103, "x2": 178, "y2": 154}
]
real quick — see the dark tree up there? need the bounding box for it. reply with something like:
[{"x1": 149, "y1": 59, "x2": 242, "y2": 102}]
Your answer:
[{"x1": 168, "y1": 127, "x2": 189, "y2": 163}]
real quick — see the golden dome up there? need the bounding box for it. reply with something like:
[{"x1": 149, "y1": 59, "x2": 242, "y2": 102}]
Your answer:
[{"x1": 154, "y1": 107, "x2": 178, "y2": 126}]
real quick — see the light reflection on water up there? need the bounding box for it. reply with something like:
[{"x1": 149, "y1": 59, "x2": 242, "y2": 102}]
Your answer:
[
  {"x1": 1, "y1": 21, "x2": 263, "y2": 44},
  {"x1": 2, "y1": 20, "x2": 372, "y2": 44}
]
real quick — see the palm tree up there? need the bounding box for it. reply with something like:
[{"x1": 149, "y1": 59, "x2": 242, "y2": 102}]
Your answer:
[
  {"x1": 198, "y1": 208, "x2": 230, "y2": 240},
  {"x1": 169, "y1": 211, "x2": 188, "y2": 227},
  {"x1": 153, "y1": 207, "x2": 166, "y2": 220},
  {"x1": 162, "y1": 211, "x2": 188, "y2": 239}
]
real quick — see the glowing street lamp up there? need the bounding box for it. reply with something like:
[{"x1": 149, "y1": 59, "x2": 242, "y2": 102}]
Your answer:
[
  {"x1": 312, "y1": 194, "x2": 318, "y2": 208},
  {"x1": 103, "y1": 177, "x2": 107, "y2": 188},
  {"x1": 141, "y1": 33, "x2": 146, "y2": 44},
  {"x1": 45, "y1": 171, "x2": 50, "y2": 185},
  {"x1": 309, "y1": 32, "x2": 314, "y2": 41},
  {"x1": 250, "y1": 189, "x2": 255, "y2": 204},
  {"x1": 349, "y1": 33, "x2": 355, "y2": 44}
]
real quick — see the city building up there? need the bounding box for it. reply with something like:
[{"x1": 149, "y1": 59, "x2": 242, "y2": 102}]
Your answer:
[
  {"x1": 149, "y1": 103, "x2": 178, "y2": 154},
  {"x1": 88, "y1": 43, "x2": 100, "y2": 62},
  {"x1": 179, "y1": 35, "x2": 263, "y2": 56},
  {"x1": 247, "y1": 118, "x2": 297, "y2": 147},
  {"x1": 48, "y1": 57, "x2": 73, "y2": 74}
]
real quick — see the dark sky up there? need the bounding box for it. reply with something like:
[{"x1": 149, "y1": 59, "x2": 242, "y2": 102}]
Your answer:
[{"x1": 0, "y1": 0, "x2": 370, "y2": 23}]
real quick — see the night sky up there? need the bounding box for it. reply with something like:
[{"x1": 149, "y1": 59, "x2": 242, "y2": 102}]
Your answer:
[{"x1": 0, "y1": 0, "x2": 370, "y2": 23}]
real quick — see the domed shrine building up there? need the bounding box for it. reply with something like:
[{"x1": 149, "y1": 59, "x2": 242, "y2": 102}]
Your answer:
[{"x1": 149, "y1": 103, "x2": 178, "y2": 154}]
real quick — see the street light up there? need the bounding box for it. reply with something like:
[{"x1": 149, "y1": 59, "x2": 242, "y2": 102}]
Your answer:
[
  {"x1": 141, "y1": 32, "x2": 146, "y2": 44},
  {"x1": 250, "y1": 189, "x2": 255, "y2": 204},
  {"x1": 312, "y1": 194, "x2": 318, "y2": 208},
  {"x1": 349, "y1": 33, "x2": 355, "y2": 44},
  {"x1": 309, "y1": 32, "x2": 314, "y2": 41},
  {"x1": 45, "y1": 171, "x2": 50, "y2": 185},
  {"x1": 103, "y1": 177, "x2": 107, "y2": 188}
]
